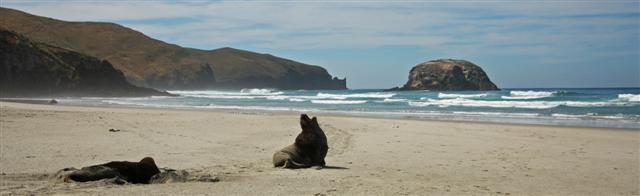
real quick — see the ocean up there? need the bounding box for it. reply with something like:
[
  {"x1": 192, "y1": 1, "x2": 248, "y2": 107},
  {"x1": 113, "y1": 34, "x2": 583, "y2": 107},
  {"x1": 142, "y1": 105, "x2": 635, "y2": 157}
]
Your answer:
[{"x1": 60, "y1": 88, "x2": 640, "y2": 129}]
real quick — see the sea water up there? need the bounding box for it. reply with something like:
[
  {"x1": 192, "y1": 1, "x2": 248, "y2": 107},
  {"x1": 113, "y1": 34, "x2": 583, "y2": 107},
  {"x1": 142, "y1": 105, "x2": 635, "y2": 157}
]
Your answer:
[{"x1": 61, "y1": 88, "x2": 640, "y2": 129}]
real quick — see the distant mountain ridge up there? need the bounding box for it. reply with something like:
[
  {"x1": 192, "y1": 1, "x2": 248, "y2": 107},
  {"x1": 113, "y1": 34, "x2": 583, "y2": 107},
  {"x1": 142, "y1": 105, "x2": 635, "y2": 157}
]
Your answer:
[
  {"x1": 0, "y1": 7, "x2": 347, "y2": 90},
  {"x1": 0, "y1": 29, "x2": 170, "y2": 97}
]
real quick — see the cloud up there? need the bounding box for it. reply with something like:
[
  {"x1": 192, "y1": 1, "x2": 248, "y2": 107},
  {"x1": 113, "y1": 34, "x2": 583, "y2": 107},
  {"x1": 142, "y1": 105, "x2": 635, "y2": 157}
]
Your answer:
[{"x1": 3, "y1": 1, "x2": 637, "y2": 51}]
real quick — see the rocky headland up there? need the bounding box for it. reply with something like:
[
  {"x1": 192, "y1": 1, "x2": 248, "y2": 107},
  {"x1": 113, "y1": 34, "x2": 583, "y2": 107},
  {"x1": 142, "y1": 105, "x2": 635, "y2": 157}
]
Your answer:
[
  {"x1": 0, "y1": 7, "x2": 346, "y2": 90},
  {"x1": 0, "y1": 29, "x2": 171, "y2": 97}
]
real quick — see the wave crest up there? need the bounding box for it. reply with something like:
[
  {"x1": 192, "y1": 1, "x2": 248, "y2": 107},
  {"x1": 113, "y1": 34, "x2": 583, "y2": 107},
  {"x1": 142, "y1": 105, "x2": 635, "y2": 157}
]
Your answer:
[
  {"x1": 502, "y1": 90, "x2": 555, "y2": 100},
  {"x1": 311, "y1": 100, "x2": 367, "y2": 104},
  {"x1": 240, "y1": 88, "x2": 284, "y2": 95},
  {"x1": 438, "y1": 93, "x2": 487, "y2": 98},
  {"x1": 380, "y1": 98, "x2": 408, "y2": 103},
  {"x1": 409, "y1": 98, "x2": 630, "y2": 109},
  {"x1": 618, "y1": 94, "x2": 640, "y2": 102},
  {"x1": 316, "y1": 92, "x2": 395, "y2": 99}
]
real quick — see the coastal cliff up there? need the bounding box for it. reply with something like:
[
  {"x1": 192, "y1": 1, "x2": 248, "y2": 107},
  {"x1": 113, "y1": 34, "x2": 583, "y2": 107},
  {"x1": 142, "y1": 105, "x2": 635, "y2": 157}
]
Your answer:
[
  {"x1": 0, "y1": 29, "x2": 170, "y2": 97},
  {"x1": 0, "y1": 7, "x2": 347, "y2": 90},
  {"x1": 389, "y1": 59, "x2": 499, "y2": 91}
]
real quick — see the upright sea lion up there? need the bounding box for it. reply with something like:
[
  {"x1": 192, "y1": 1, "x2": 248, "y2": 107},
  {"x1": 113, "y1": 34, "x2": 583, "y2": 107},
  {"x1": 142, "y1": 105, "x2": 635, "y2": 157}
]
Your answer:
[
  {"x1": 66, "y1": 157, "x2": 160, "y2": 184},
  {"x1": 273, "y1": 114, "x2": 329, "y2": 169}
]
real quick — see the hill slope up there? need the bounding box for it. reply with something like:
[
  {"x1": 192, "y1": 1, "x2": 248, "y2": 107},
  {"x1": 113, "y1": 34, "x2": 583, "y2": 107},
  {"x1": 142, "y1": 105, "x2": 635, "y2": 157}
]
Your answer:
[
  {"x1": 0, "y1": 29, "x2": 170, "y2": 97},
  {"x1": 0, "y1": 7, "x2": 346, "y2": 90}
]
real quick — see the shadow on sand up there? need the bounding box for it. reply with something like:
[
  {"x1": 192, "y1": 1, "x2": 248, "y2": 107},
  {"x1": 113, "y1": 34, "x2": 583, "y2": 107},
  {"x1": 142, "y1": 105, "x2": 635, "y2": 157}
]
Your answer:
[{"x1": 321, "y1": 166, "x2": 349, "y2": 170}]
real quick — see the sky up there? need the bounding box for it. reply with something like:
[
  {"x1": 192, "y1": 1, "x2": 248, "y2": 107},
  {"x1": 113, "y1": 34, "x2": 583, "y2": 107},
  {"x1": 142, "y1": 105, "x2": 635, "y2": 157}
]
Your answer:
[{"x1": 3, "y1": 0, "x2": 639, "y2": 89}]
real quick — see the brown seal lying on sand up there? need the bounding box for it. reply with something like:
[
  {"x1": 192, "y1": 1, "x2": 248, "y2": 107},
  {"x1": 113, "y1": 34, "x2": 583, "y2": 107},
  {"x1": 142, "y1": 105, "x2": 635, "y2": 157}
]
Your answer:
[
  {"x1": 65, "y1": 157, "x2": 160, "y2": 184},
  {"x1": 273, "y1": 114, "x2": 328, "y2": 169}
]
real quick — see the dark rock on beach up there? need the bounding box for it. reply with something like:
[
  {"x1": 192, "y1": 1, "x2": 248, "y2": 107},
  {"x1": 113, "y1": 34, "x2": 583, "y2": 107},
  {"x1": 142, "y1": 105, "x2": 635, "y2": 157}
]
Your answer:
[{"x1": 388, "y1": 59, "x2": 499, "y2": 91}]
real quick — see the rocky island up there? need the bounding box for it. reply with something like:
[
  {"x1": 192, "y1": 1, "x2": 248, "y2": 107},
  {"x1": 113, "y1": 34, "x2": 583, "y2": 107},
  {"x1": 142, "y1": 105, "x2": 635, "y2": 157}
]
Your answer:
[{"x1": 388, "y1": 59, "x2": 499, "y2": 91}]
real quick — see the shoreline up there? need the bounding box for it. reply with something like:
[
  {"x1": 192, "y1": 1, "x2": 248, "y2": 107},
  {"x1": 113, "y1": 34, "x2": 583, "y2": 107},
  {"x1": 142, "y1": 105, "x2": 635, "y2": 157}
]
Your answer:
[
  {"x1": 1, "y1": 101, "x2": 638, "y2": 195},
  {"x1": 1, "y1": 99, "x2": 637, "y2": 130}
]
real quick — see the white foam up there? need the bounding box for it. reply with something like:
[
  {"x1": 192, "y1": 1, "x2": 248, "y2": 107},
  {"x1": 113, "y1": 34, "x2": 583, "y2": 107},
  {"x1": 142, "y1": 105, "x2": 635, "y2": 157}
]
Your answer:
[
  {"x1": 438, "y1": 93, "x2": 487, "y2": 98},
  {"x1": 501, "y1": 96, "x2": 546, "y2": 100},
  {"x1": 510, "y1": 90, "x2": 555, "y2": 97},
  {"x1": 409, "y1": 98, "x2": 627, "y2": 109},
  {"x1": 316, "y1": 92, "x2": 395, "y2": 99},
  {"x1": 408, "y1": 101, "x2": 435, "y2": 107},
  {"x1": 265, "y1": 96, "x2": 288, "y2": 100},
  {"x1": 380, "y1": 98, "x2": 408, "y2": 103},
  {"x1": 453, "y1": 111, "x2": 540, "y2": 117},
  {"x1": 197, "y1": 104, "x2": 318, "y2": 112},
  {"x1": 183, "y1": 95, "x2": 257, "y2": 99},
  {"x1": 409, "y1": 98, "x2": 557, "y2": 109},
  {"x1": 288, "y1": 98, "x2": 307, "y2": 102},
  {"x1": 150, "y1": 96, "x2": 173, "y2": 99},
  {"x1": 597, "y1": 115, "x2": 625, "y2": 119},
  {"x1": 618, "y1": 94, "x2": 640, "y2": 102},
  {"x1": 82, "y1": 97, "x2": 152, "y2": 101},
  {"x1": 550, "y1": 113, "x2": 628, "y2": 120},
  {"x1": 168, "y1": 90, "x2": 242, "y2": 95},
  {"x1": 168, "y1": 89, "x2": 283, "y2": 99},
  {"x1": 504, "y1": 90, "x2": 555, "y2": 99},
  {"x1": 311, "y1": 100, "x2": 367, "y2": 104},
  {"x1": 102, "y1": 100, "x2": 170, "y2": 107},
  {"x1": 240, "y1": 88, "x2": 284, "y2": 95},
  {"x1": 265, "y1": 95, "x2": 320, "y2": 100}
]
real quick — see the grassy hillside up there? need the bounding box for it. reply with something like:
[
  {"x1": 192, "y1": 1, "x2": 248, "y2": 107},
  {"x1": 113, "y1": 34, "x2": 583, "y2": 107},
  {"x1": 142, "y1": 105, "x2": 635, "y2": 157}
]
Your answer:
[
  {"x1": 0, "y1": 7, "x2": 346, "y2": 90},
  {"x1": 0, "y1": 28, "x2": 170, "y2": 97}
]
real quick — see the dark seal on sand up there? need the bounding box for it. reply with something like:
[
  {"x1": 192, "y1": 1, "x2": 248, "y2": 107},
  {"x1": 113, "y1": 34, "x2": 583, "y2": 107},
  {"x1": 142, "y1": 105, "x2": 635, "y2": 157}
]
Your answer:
[
  {"x1": 273, "y1": 114, "x2": 329, "y2": 169},
  {"x1": 65, "y1": 157, "x2": 160, "y2": 184}
]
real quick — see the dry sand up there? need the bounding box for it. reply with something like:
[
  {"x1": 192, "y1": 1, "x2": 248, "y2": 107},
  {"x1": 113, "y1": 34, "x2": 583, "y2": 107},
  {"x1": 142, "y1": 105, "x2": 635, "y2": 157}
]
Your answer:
[{"x1": 0, "y1": 101, "x2": 638, "y2": 195}]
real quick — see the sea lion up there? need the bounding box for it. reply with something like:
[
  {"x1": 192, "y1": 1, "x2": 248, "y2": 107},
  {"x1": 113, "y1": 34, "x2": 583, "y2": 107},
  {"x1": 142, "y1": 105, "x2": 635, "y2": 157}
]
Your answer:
[
  {"x1": 273, "y1": 114, "x2": 328, "y2": 169},
  {"x1": 66, "y1": 157, "x2": 160, "y2": 184}
]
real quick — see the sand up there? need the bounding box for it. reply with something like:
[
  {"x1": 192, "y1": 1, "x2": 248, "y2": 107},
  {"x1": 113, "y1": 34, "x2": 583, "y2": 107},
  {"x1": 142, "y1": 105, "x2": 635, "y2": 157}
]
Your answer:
[{"x1": 0, "y1": 101, "x2": 638, "y2": 195}]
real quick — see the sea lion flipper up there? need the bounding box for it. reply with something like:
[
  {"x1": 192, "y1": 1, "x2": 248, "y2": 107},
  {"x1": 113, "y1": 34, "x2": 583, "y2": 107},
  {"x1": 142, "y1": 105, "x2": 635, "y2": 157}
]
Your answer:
[{"x1": 283, "y1": 159, "x2": 310, "y2": 169}]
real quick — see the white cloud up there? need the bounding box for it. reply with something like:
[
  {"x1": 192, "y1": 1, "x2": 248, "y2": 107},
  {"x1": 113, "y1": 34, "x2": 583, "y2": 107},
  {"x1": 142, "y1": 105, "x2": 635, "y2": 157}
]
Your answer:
[{"x1": 4, "y1": 1, "x2": 637, "y2": 52}]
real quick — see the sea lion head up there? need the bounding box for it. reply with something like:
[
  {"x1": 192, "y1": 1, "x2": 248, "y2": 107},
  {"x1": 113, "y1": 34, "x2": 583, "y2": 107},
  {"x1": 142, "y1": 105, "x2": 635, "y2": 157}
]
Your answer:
[
  {"x1": 300, "y1": 114, "x2": 321, "y2": 131},
  {"x1": 300, "y1": 114, "x2": 312, "y2": 130},
  {"x1": 139, "y1": 157, "x2": 157, "y2": 167},
  {"x1": 140, "y1": 157, "x2": 160, "y2": 174}
]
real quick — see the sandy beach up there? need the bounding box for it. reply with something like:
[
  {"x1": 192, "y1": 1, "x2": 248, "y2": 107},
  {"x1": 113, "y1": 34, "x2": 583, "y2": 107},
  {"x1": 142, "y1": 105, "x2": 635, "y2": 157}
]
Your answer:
[{"x1": 0, "y1": 101, "x2": 638, "y2": 195}]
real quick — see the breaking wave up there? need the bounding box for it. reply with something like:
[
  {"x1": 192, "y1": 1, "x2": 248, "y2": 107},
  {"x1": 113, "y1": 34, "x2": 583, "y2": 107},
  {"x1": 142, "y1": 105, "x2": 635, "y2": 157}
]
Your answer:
[
  {"x1": 311, "y1": 100, "x2": 368, "y2": 104},
  {"x1": 379, "y1": 98, "x2": 408, "y2": 103},
  {"x1": 409, "y1": 98, "x2": 631, "y2": 109},
  {"x1": 316, "y1": 92, "x2": 395, "y2": 99},
  {"x1": 452, "y1": 111, "x2": 540, "y2": 117},
  {"x1": 438, "y1": 93, "x2": 487, "y2": 99},
  {"x1": 239, "y1": 88, "x2": 284, "y2": 95},
  {"x1": 288, "y1": 98, "x2": 307, "y2": 102},
  {"x1": 618, "y1": 94, "x2": 640, "y2": 102},
  {"x1": 501, "y1": 90, "x2": 555, "y2": 100}
]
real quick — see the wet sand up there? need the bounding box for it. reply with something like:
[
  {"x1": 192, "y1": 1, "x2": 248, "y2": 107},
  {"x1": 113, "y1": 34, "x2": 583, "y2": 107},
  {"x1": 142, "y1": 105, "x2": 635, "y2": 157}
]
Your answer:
[{"x1": 0, "y1": 101, "x2": 638, "y2": 195}]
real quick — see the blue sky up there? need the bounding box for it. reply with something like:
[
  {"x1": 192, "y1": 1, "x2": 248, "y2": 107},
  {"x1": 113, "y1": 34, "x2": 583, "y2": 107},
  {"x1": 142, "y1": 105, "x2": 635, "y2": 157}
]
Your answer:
[{"x1": 4, "y1": 1, "x2": 639, "y2": 89}]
